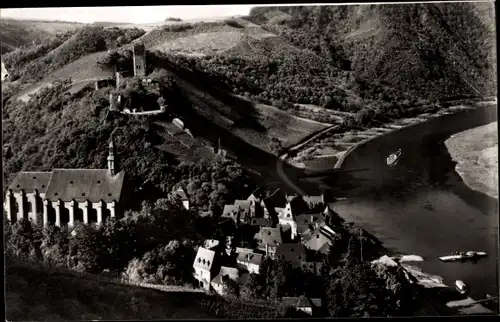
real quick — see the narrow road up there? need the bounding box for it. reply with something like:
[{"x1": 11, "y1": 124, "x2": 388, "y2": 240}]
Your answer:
[{"x1": 276, "y1": 124, "x2": 340, "y2": 196}]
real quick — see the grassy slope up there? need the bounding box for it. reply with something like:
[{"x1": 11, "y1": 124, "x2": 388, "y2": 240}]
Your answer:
[
  {"x1": 0, "y1": 18, "x2": 85, "y2": 53},
  {"x1": 5, "y1": 260, "x2": 216, "y2": 321},
  {"x1": 13, "y1": 51, "x2": 114, "y2": 102}
]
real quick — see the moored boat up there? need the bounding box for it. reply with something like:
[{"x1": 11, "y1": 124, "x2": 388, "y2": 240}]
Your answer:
[
  {"x1": 439, "y1": 251, "x2": 487, "y2": 262},
  {"x1": 455, "y1": 280, "x2": 468, "y2": 294},
  {"x1": 386, "y1": 149, "x2": 402, "y2": 167}
]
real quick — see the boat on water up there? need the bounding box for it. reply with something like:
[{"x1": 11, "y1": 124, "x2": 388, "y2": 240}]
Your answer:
[
  {"x1": 386, "y1": 149, "x2": 402, "y2": 167},
  {"x1": 439, "y1": 251, "x2": 487, "y2": 262},
  {"x1": 455, "y1": 280, "x2": 468, "y2": 294}
]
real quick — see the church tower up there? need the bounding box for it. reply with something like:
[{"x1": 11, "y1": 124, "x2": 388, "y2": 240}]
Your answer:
[{"x1": 107, "y1": 137, "x2": 117, "y2": 176}]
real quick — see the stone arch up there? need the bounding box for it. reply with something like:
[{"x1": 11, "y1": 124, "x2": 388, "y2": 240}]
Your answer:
[
  {"x1": 102, "y1": 201, "x2": 111, "y2": 224},
  {"x1": 47, "y1": 203, "x2": 56, "y2": 225},
  {"x1": 60, "y1": 202, "x2": 70, "y2": 227},
  {"x1": 11, "y1": 196, "x2": 19, "y2": 222},
  {"x1": 74, "y1": 206, "x2": 84, "y2": 223},
  {"x1": 88, "y1": 206, "x2": 98, "y2": 224}
]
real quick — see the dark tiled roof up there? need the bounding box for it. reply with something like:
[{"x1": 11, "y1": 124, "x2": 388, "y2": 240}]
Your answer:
[
  {"x1": 8, "y1": 172, "x2": 52, "y2": 194},
  {"x1": 44, "y1": 169, "x2": 125, "y2": 203},
  {"x1": 222, "y1": 204, "x2": 239, "y2": 218},
  {"x1": 236, "y1": 251, "x2": 263, "y2": 266},
  {"x1": 276, "y1": 243, "x2": 306, "y2": 265},
  {"x1": 304, "y1": 228, "x2": 333, "y2": 253},
  {"x1": 193, "y1": 247, "x2": 215, "y2": 270},
  {"x1": 211, "y1": 266, "x2": 239, "y2": 285},
  {"x1": 259, "y1": 227, "x2": 282, "y2": 247},
  {"x1": 295, "y1": 213, "x2": 326, "y2": 225},
  {"x1": 250, "y1": 217, "x2": 269, "y2": 226}
]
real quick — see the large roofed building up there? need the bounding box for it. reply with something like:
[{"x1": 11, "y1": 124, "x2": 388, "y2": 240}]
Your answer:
[{"x1": 4, "y1": 137, "x2": 130, "y2": 227}]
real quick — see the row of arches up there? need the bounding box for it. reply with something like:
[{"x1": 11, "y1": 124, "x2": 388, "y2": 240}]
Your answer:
[{"x1": 7, "y1": 193, "x2": 114, "y2": 227}]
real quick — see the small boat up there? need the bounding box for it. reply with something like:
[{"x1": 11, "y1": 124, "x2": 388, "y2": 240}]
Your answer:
[
  {"x1": 439, "y1": 251, "x2": 488, "y2": 262},
  {"x1": 386, "y1": 149, "x2": 402, "y2": 167},
  {"x1": 455, "y1": 280, "x2": 468, "y2": 294}
]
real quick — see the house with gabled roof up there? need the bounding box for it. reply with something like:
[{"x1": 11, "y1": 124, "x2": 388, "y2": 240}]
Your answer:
[
  {"x1": 236, "y1": 249, "x2": 263, "y2": 274},
  {"x1": 211, "y1": 266, "x2": 249, "y2": 295},
  {"x1": 174, "y1": 187, "x2": 190, "y2": 210},
  {"x1": 4, "y1": 138, "x2": 130, "y2": 227},
  {"x1": 193, "y1": 247, "x2": 217, "y2": 290},
  {"x1": 275, "y1": 243, "x2": 307, "y2": 268},
  {"x1": 299, "y1": 261, "x2": 324, "y2": 276},
  {"x1": 295, "y1": 213, "x2": 326, "y2": 236},
  {"x1": 282, "y1": 295, "x2": 323, "y2": 316},
  {"x1": 257, "y1": 227, "x2": 282, "y2": 258},
  {"x1": 302, "y1": 224, "x2": 338, "y2": 254}
]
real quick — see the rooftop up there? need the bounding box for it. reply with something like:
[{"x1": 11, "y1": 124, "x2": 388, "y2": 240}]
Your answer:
[
  {"x1": 193, "y1": 247, "x2": 215, "y2": 270},
  {"x1": 275, "y1": 243, "x2": 307, "y2": 265},
  {"x1": 8, "y1": 171, "x2": 53, "y2": 194},
  {"x1": 259, "y1": 227, "x2": 282, "y2": 247},
  {"x1": 44, "y1": 169, "x2": 125, "y2": 203}
]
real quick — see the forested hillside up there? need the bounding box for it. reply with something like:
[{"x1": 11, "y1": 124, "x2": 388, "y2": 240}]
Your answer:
[{"x1": 247, "y1": 2, "x2": 496, "y2": 102}]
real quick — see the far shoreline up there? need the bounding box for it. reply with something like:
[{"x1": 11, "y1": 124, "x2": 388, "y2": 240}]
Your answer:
[{"x1": 444, "y1": 122, "x2": 498, "y2": 200}]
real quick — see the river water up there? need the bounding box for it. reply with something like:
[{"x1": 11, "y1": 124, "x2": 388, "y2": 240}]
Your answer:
[{"x1": 310, "y1": 104, "x2": 498, "y2": 307}]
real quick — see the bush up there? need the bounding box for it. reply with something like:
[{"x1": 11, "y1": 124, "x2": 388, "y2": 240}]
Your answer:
[{"x1": 122, "y1": 240, "x2": 196, "y2": 286}]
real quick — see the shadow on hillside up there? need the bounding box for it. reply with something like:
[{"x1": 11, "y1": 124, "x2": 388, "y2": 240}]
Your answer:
[
  {"x1": 154, "y1": 58, "x2": 266, "y2": 133},
  {"x1": 5, "y1": 259, "x2": 215, "y2": 321},
  {"x1": 154, "y1": 88, "x2": 319, "y2": 196}
]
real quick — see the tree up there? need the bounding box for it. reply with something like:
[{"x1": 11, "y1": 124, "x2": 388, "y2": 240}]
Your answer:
[{"x1": 6, "y1": 218, "x2": 43, "y2": 262}]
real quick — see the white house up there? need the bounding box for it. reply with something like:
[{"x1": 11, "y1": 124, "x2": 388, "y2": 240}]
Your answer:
[{"x1": 193, "y1": 247, "x2": 216, "y2": 290}]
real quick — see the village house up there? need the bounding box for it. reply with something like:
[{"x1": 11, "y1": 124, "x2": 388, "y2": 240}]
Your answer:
[
  {"x1": 257, "y1": 227, "x2": 282, "y2": 259},
  {"x1": 193, "y1": 247, "x2": 217, "y2": 290},
  {"x1": 282, "y1": 295, "x2": 323, "y2": 316},
  {"x1": 295, "y1": 212, "x2": 326, "y2": 236},
  {"x1": 4, "y1": 138, "x2": 130, "y2": 227},
  {"x1": 275, "y1": 243, "x2": 307, "y2": 268},
  {"x1": 210, "y1": 266, "x2": 249, "y2": 296},
  {"x1": 174, "y1": 187, "x2": 190, "y2": 210},
  {"x1": 236, "y1": 248, "x2": 263, "y2": 274},
  {"x1": 302, "y1": 224, "x2": 338, "y2": 254},
  {"x1": 300, "y1": 261, "x2": 324, "y2": 276}
]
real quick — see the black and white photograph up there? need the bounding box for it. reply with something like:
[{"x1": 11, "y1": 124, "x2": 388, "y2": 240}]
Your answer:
[{"x1": 1, "y1": 1, "x2": 498, "y2": 319}]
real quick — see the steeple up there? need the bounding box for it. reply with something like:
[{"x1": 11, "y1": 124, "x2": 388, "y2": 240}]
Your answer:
[{"x1": 107, "y1": 136, "x2": 116, "y2": 176}]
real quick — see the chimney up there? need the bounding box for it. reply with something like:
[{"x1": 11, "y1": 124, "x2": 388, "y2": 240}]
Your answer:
[{"x1": 247, "y1": 253, "x2": 251, "y2": 261}]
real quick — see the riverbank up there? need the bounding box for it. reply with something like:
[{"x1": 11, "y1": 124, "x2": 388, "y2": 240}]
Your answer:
[
  {"x1": 287, "y1": 105, "x2": 476, "y2": 171},
  {"x1": 320, "y1": 102, "x2": 498, "y2": 315},
  {"x1": 445, "y1": 121, "x2": 498, "y2": 199}
]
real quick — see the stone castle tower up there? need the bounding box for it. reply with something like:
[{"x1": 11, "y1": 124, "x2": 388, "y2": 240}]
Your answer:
[{"x1": 132, "y1": 43, "x2": 146, "y2": 77}]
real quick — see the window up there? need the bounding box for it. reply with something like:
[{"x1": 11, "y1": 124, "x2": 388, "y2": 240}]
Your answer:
[
  {"x1": 33, "y1": 176, "x2": 36, "y2": 179},
  {"x1": 316, "y1": 234, "x2": 320, "y2": 238},
  {"x1": 198, "y1": 258, "x2": 201, "y2": 263},
  {"x1": 207, "y1": 260, "x2": 210, "y2": 266},
  {"x1": 70, "y1": 181, "x2": 74, "y2": 184},
  {"x1": 291, "y1": 248, "x2": 295, "y2": 252}
]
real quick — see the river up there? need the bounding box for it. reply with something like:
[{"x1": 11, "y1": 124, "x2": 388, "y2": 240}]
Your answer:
[{"x1": 312, "y1": 103, "x2": 498, "y2": 308}]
